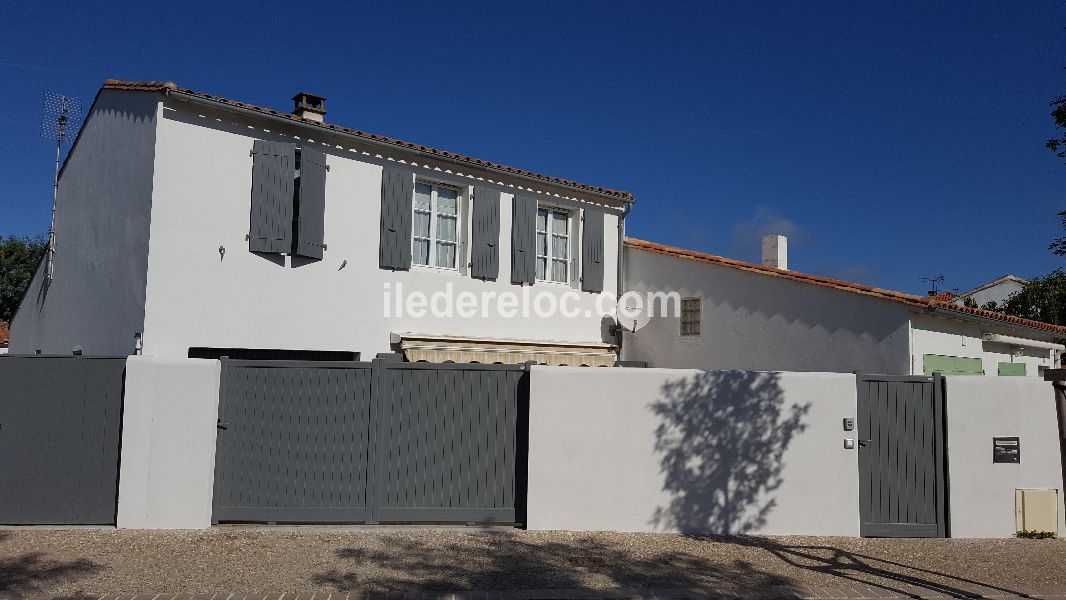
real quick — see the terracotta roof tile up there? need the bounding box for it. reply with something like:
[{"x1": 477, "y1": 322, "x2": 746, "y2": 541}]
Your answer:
[
  {"x1": 625, "y1": 238, "x2": 1066, "y2": 336},
  {"x1": 929, "y1": 292, "x2": 958, "y2": 302},
  {"x1": 101, "y1": 80, "x2": 634, "y2": 203},
  {"x1": 0, "y1": 321, "x2": 8, "y2": 345}
]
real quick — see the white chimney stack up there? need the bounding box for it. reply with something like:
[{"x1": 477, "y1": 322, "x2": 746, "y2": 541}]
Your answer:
[{"x1": 762, "y1": 235, "x2": 788, "y2": 270}]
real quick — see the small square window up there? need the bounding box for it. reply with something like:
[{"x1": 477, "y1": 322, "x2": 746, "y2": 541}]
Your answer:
[{"x1": 681, "y1": 297, "x2": 701, "y2": 336}]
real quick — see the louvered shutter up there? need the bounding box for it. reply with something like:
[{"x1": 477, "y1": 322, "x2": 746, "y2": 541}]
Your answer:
[
  {"x1": 294, "y1": 147, "x2": 327, "y2": 259},
  {"x1": 379, "y1": 166, "x2": 414, "y2": 270},
  {"x1": 511, "y1": 194, "x2": 537, "y2": 284},
  {"x1": 470, "y1": 186, "x2": 501, "y2": 280},
  {"x1": 248, "y1": 140, "x2": 295, "y2": 253},
  {"x1": 581, "y1": 207, "x2": 605, "y2": 293}
]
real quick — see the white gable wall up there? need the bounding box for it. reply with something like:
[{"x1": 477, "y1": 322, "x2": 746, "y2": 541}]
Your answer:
[
  {"x1": 10, "y1": 89, "x2": 159, "y2": 356},
  {"x1": 621, "y1": 247, "x2": 912, "y2": 373},
  {"x1": 139, "y1": 100, "x2": 619, "y2": 359},
  {"x1": 964, "y1": 278, "x2": 1026, "y2": 308}
]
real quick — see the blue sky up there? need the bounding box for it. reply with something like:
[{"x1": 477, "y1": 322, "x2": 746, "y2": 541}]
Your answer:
[{"x1": 1, "y1": 1, "x2": 1064, "y2": 294}]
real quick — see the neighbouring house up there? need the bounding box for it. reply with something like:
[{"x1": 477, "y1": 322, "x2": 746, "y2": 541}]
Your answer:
[
  {"x1": 621, "y1": 238, "x2": 1065, "y2": 377},
  {"x1": 0, "y1": 321, "x2": 8, "y2": 355},
  {"x1": 10, "y1": 80, "x2": 630, "y2": 366},
  {"x1": 956, "y1": 274, "x2": 1028, "y2": 308}
]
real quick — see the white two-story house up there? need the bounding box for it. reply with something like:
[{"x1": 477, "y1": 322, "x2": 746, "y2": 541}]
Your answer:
[{"x1": 11, "y1": 80, "x2": 632, "y2": 366}]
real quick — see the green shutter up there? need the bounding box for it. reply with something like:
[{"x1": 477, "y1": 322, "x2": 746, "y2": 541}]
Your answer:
[
  {"x1": 923, "y1": 354, "x2": 985, "y2": 376},
  {"x1": 998, "y1": 362, "x2": 1027, "y2": 376}
]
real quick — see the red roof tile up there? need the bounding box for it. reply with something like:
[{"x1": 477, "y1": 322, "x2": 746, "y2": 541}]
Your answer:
[
  {"x1": 101, "y1": 80, "x2": 634, "y2": 203},
  {"x1": 625, "y1": 238, "x2": 1066, "y2": 336},
  {"x1": 929, "y1": 292, "x2": 959, "y2": 302}
]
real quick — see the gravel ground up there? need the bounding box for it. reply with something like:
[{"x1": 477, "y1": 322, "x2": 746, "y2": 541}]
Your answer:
[{"x1": 2, "y1": 527, "x2": 1066, "y2": 597}]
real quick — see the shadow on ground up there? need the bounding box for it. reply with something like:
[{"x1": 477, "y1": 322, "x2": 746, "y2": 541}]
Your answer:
[
  {"x1": 313, "y1": 531, "x2": 794, "y2": 592},
  {"x1": 0, "y1": 532, "x2": 101, "y2": 598},
  {"x1": 725, "y1": 536, "x2": 1035, "y2": 598},
  {"x1": 314, "y1": 532, "x2": 1052, "y2": 595}
]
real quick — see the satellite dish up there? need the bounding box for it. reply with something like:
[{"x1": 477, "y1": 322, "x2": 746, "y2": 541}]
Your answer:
[{"x1": 615, "y1": 294, "x2": 652, "y2": 333}]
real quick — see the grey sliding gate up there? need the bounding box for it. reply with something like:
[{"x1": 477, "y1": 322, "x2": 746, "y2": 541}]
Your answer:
[
  {"x1": 212, "y1": 359, "x2": 527, "y2": 525},
  {"x1": 0, "y1": 355, "x2": 126, "y2": 525},
  {"x1": 857, "y1": 373, "x2": 947, "y2": 538}
]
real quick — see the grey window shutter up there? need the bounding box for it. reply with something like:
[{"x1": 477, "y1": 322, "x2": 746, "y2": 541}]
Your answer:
[
  {"x1": 379, "y1": 166, "x2": 414, "y2": 270},
  {"x1": 294, "y1": 147, "x2": 327, "y2": 259},
  {"x1": 511, "y1": 194, "x2": 537, "y2": 284},
  {"x1": 470, "y1": 186, "x2": 500, "y2": 280},
  {"x1": 248, "y1": 140, "x2": 295, "y2": 253},
  {"x1": 581, "y1": 207, "x2": 605, "y2": 293}
]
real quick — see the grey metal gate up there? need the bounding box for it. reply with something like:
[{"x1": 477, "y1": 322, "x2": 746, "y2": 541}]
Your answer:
[
  {"x1": 212, "y1": 359, "x2": 527, "y2": 524},
  {"x1": 857, "y1": 373, "x2": 947, "y2": 537},
  {"x1": 0, "y1": 355, "x2": 126, "y2": 525}
]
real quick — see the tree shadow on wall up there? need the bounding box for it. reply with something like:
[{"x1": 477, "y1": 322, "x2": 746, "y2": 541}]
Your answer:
[
  {"x1": 651, "y1": 370, "x2": 810, "y2": 534},
  {"x1": 0, "y1": 532, "x2": 101, "y2": 598}
]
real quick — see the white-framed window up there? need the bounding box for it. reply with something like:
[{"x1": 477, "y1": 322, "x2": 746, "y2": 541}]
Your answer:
[
  {"x1": 412, "y1": 181, "x2": 460, "y2": 269},
  {"x1": 536, "y1": 206, "x2": 570, "y2": 284}
]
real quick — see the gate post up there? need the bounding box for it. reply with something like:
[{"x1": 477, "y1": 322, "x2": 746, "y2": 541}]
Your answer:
[{"x1": 365, "y1": 358, "x2": 386, "y2": 525}]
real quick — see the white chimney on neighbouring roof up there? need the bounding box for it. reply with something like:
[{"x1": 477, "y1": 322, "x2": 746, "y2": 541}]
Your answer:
[
  {"x1": 762, "y1": 234, "x2": 788, "y2": 270},
  {"x1": 292, "y1": 92, "x2": 327, "y2": 123}
]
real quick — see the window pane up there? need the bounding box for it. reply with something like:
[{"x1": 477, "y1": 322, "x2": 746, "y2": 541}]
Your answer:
[
  {"x1": 437, "y1": 215, "x2": 457, "y2": 242},
  {"x1": 552, "y1": 259, "x2": 567, "y2": 283},
  {"x1": 415, "y1": 183, "x2": 432, "y2": 211},
  {"x1": 413, "y1": 239, "x2": 429, "y2": 265},
  {"x1": 536, "y1": 232, "x2": 547, "y2": 256},
  {"x1": 536, "y1": 257, "x2": 547, "y2": 280},
  {"x1": 552, "y1": 235, "x2": 568, "y2": 259},
  {"x1": 552, "y1": 211, "x2": 568, "y2": 234},
  {"x1": 415, "y1": 211, "x2": 432, "y2": 237},
  {"x1": 436, "y1": 242, "x2": 456, "y2": 269},
  {"x1": 437, "y1": 187, "x2": 458, "y2": 215},
  {"x1": 536, "y1": 208, "x2": 548, "y2": 232}
]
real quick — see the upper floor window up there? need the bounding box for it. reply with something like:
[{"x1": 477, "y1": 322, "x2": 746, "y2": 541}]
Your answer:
[
  {"x1": 536, "y1": 207, "x2": 570, "y2": 283},
  {"x1": 413, "y1": 181, "x2": 460, "y2": 269}
]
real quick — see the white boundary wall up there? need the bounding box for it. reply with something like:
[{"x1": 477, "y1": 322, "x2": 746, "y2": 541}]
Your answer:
[
  {"x1": 116, "y1": 356, "x2": 221, "y2": 529},
  {"x1": 945, "y1": 377, "x2": 1065, "y2": 537},
  {"x1": 526, "y1": 366, "x2": 860, "y2": 535}
]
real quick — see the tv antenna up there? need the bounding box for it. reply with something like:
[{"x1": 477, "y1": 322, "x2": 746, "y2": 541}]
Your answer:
[
  {"x1": 40, "y1": 92, "x2": 82, "y2": 281},
  {"x1": 920, "y1": 274, "x2": 945, "y2": 296}
]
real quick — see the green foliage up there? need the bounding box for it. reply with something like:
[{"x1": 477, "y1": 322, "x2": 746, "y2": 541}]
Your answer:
[
  {"x1": 1016, "y1": 529, "x2": 1057, "y2": 539},
  {"x1": 999, "y1": 269, "x2": 1066, "y2": 326},
  {"x1": 962, "y1": 297, "x2": 1000, "y2": 311},
  {"x1": 1051, "y1": 211, "x2": 1066, "y2": 256},
  {"x1": 0, "y1": 233, "x2": 47, "y2": 323},
  {"x1": 1047, "y1": 96, "x2": 1066, "y2": 161}
]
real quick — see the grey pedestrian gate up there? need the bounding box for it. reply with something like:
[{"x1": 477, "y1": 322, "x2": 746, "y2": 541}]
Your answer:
[
  {"x1": 212, "y1": 359, "x2": 528, "y2": 525},
  {"x1": 0, "y1": 355, "x2": 126, "y2": 525},
  {"x1": 857, "y1": 374, "x2": 947, "y2": 537}
]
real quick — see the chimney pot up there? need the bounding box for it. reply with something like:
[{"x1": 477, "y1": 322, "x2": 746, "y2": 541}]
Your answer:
[
  {"x1": 292, "y1": 92, "x2": 326, "y2": 123},
  {"x1": 762, "y1": 235, "x2": 788, "y2": 270}
]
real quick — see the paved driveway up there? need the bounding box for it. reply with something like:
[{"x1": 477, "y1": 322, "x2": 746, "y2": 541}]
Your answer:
[{"x1": 2, "y1": 528, "x2": 1066, "y2": 599}]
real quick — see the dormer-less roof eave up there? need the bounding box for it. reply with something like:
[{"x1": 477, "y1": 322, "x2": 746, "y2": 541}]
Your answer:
[{"x1": 160, "y1": 86, "x2": 633, "y2": 209}]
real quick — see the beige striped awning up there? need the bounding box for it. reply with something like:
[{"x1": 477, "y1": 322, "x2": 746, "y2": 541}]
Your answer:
[{"x1": 391, "y1": 333, "x2": 617, "y2": 367}]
